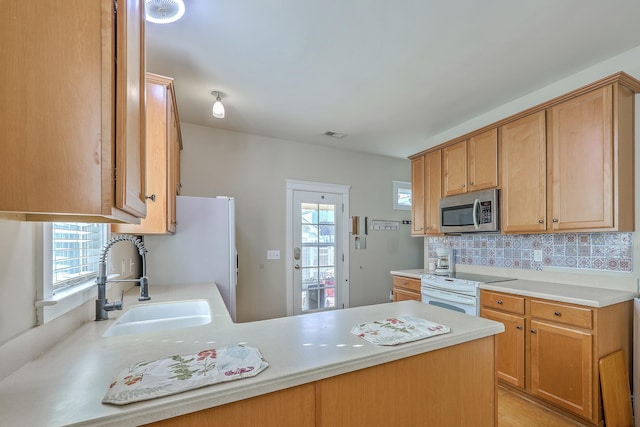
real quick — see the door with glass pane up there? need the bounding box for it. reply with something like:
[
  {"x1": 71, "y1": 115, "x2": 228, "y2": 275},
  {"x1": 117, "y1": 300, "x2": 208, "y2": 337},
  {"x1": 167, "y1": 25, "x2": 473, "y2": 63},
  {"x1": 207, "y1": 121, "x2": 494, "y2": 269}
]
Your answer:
[{"x1": 293, "y1": 190, "x2": 343, "y2": 314}]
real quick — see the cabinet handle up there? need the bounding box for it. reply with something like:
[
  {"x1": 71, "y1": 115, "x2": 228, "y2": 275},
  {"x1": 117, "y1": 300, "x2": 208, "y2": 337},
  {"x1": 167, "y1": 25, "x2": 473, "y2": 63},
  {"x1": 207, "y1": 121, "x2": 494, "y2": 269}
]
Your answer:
[
  {"x1": 530, "y1": 329, "x2": 536, "y2": 334},
  {"x1": 552, "y1": 218, "x2": 559, "y2": 223},
  {"x1": 461, "y1": 184, "x2": 466, "y2": 188},
  {"x1": 516, "y1": 325, "x2": 523, "y2": 330},
  {"x1": 145, "y1": 194, "x2": 156, "y2": 202},
  {"x1": 554, "y1": 311, "x2": 561, "y2": 316},
  {"x1": 469, "y1": 181, "x2": 474, "y2": 186},
  {"x1": 538, "y1": 219, "x2": 544, "y2": 224},
  {"x1": 497, "y1": 300, "x2": 503, "y2": 304}
]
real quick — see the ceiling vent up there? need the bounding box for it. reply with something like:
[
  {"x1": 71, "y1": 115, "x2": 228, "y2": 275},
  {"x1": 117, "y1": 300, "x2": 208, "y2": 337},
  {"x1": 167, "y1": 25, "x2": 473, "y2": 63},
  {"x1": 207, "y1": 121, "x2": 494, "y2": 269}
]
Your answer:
[
  {"x1": 323, "y1": 131, "x2": 347, "y2": 139},
  {"x1": 145, "y1": 0, "x2": 185, "y2": 24}
]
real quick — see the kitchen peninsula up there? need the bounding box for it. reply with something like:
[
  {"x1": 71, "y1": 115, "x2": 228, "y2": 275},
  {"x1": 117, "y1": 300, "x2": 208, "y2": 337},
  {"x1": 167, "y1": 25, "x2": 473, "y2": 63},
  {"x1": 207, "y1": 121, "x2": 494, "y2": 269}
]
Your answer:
[{"x1": 0, "y1": 283, "x2": 503, "y2": 426}]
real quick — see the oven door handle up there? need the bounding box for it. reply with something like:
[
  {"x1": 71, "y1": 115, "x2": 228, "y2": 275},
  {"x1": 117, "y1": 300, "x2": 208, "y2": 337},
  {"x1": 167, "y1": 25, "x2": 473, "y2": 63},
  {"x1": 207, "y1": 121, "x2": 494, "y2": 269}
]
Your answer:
[
  {"x1": 472, "y1": 198, "x2": 480, "y2": 230},
  {"x1": 421, "y1": 287, "x2": 476, "y2": 305}
]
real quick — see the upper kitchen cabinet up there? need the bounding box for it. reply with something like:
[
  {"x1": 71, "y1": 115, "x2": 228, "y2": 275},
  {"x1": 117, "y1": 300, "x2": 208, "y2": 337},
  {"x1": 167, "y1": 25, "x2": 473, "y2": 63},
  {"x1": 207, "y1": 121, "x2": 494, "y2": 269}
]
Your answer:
[
  {"x1": 547, "y1": 84, "x2": 634, "y2": 232},
  {"x1": 500, "y1": 111, "x2": 547, "y2": 233},
  {"x1": 410, "y1": 150, "x2": 442, "y2": 236},
  {"x1": 442, "y1": 129, "x2": 498, "y2": 197},
  {"x1": 0, "y1": 0, "x2": 146, "y2": 223},
  {"x1": 113, "y1": 73, "x2": 183, "y2": 235},
  {"x1": 410, "y1": 156, "x2": 425, "y2": 235}
]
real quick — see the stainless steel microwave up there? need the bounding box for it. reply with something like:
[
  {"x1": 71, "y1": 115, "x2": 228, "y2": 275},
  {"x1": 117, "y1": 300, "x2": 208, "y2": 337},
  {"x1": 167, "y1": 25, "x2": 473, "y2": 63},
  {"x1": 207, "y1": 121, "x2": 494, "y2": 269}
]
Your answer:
[{"x1": 439, "y1": 189, "x2": 500, "y2": 233}]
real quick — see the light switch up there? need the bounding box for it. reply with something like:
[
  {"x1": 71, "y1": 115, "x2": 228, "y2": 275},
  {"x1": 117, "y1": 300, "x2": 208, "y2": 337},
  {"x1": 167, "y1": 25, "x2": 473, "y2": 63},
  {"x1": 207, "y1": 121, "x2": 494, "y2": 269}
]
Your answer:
[{"x1": 267, "y1": 250, "x2": 280, "y2": 260}]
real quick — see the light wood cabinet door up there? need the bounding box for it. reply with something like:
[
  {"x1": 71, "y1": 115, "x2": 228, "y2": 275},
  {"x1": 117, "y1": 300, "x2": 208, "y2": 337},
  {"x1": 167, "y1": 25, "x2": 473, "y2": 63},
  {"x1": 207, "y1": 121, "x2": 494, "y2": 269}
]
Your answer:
[
  {"x1": 468, "y1": 128, "x2": 498, "y2": 192},
  {"x1": 0, "y1": 0, "x2": 145, "y2": 223},
  {"x1": 529, "y1": 320, "x2": 592, "y2": 420},
  {"x1": 500, "y1": 111, "x2": 547, "y2": 233},
  {"x1": 548, "y1": 86, "x2": 613, "y2": 231},
  {"x1": 115, "y1": 0, "x2": 146, "y2": 219},
  {"x1": 410, "y1": 156, "x2": 425, "y2": 235},
  {"x1": 113, "y1": 74, "x2": 182, "y2": 235},
  {"x1": 424, "y1": 150, "x2": 442, "y2": 234},
  {"x1": 481, "y1": 308, "x2": 525, "y2": 389},
  {"x1": 442, "y1": 141, "x2": 468, "y2": 196}
]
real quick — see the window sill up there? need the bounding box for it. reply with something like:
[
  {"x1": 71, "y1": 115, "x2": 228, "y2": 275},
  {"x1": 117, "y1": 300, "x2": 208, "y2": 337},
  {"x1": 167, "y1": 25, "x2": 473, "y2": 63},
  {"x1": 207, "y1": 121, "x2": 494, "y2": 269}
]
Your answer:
[{"x1": 34, "y1": 274, "x2": 121, "y2": 325}]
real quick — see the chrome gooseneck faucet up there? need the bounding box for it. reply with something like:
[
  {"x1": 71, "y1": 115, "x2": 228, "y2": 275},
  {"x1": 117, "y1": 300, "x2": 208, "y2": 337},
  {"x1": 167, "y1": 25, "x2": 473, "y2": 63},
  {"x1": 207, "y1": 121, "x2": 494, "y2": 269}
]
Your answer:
[{"x1": 95, "y1": 234, "x2": 150, "y2": 321}]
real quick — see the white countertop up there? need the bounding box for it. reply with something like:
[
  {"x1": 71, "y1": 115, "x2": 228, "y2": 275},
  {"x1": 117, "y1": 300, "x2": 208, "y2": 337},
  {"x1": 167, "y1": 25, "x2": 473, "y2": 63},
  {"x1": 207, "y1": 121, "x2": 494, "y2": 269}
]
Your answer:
[
  {"x1": 0, "y1": 283, "x2": 503, "y2": 427},
  {"x1": 480, "y1": 279, "x2": 638, "y2": 307},
  {"x1": 391, "y1": 269, "x2": 637, "y2": 307},
  {"x1": 390, "y1": 269, "x2": 431, "y2": 279}
]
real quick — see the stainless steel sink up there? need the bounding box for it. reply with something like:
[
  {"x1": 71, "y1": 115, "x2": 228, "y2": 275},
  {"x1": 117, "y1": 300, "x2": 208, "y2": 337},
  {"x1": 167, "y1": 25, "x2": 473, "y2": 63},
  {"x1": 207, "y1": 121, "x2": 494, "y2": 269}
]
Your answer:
[{"x1": 103, "y1": 299, "x2": 211, "y2": 337}]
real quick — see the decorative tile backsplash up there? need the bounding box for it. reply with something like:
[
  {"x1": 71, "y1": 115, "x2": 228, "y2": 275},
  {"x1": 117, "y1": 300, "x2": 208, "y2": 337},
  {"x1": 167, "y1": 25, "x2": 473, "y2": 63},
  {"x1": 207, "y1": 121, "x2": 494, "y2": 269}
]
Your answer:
[{"x1": 427, "y1": 233, "x2": 633, "y2": 272}]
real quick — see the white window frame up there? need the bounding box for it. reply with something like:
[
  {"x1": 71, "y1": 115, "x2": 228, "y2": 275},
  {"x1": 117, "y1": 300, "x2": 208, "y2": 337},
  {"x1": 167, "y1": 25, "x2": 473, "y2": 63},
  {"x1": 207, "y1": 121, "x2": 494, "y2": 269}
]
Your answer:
[
  {"x1": 393, "y1": 180, "x2": 411, "y2": 211},
  {"x1": 35, "y1": 223, "x2": 109, "y2": 325}
]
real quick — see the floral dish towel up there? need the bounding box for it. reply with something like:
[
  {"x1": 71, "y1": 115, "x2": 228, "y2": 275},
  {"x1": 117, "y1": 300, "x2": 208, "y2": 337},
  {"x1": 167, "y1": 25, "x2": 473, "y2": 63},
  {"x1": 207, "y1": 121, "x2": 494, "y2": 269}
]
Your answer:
[
  {"x1": 103, "y1": 345, "x2": 268, "y2": 405},
  {"x1": 351, "y1": 316, "x2": 450, "y2": 346}
]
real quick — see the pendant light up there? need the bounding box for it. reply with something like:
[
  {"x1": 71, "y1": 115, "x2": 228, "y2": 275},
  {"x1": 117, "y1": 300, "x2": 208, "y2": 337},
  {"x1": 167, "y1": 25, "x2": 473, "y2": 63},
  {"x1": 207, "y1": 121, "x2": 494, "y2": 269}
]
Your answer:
[{"x1": 211, "y1": 91, "x2": 225, "y2": 119}]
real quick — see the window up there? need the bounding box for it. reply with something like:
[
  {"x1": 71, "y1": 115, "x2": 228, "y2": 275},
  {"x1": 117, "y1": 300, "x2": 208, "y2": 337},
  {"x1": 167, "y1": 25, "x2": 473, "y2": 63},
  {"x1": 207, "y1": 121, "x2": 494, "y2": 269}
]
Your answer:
[
  {"x1": 50, "y1": 223, "x2": 106, "y2": 292},
  {"x1": 37, "y1": 222, "x2": 108, "y2": 324},
  {"x1": 393, "y1": 180, "x2": 411, "y2": 210}
]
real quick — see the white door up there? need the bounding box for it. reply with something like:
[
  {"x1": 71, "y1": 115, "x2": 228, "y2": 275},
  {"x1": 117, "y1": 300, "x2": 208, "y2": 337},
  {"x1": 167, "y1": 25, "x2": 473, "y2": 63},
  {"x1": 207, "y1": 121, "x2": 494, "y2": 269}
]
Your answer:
[{"x1": 286, "y1": 180, "x2": 350, "y2": 316}]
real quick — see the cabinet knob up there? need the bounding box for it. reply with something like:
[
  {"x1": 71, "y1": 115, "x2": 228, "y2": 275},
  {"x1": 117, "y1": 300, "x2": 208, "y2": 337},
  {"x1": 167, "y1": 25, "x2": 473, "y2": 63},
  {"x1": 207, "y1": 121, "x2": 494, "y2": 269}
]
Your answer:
[
  {"x1": 554, "y1": 311, "x2": 561, "y2": 316},
  {"x1": 538, "y1": 219, "x2": 544, "y2": 224},
  {"x1": 552, "y1": 218, "x2": 559, "y2": 223},
  {"x1": 516, "y1": 325, "x2": 523, "y2": 330},
  {"x1": 497, "y1": 300, "x2": 503, "y2": 304},
  {"x1": 461, "y1": 184, "x2": 466, "y2": 188},
  {"x1": 469, "y1": 182, "x2": 474, "y2": 186},
  {"x1": 145, "y1": 194, "x2": 156, "y2": 202},
  {"x1": 530, "y1": 329, "x2": 536, "y2": 334}
]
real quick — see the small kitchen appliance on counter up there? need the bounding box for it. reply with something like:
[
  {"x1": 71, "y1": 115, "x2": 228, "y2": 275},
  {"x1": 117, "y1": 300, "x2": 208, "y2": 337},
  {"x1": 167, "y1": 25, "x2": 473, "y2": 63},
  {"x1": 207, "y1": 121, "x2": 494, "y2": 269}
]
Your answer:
[{"x1": 435, "y1": 248, "x2": 453, "y2": 275}]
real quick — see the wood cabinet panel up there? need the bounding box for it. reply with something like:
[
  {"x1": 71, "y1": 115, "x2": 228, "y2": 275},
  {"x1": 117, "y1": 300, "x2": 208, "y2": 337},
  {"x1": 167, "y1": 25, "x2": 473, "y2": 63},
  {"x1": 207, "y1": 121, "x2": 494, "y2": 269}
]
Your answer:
[
  {"x1": 392, "y1": 276, "x2": 421, "y2": 293},
  {"x1": 481, "y1": 308, "x2": 525, "y2": 389},
  {"x1": 113, "y1": 73, "x2": 182, "y2": 235},
  {"x1": 481, "y1": 290, "x2": 525, "y2": 314},
  {"x1": 144, "y1": 383, "x2": 315, "y2": 427},
  {"x1": 315, "y1": 336, "x2": 496, "y2": 427},
  {"x1": 424, "y1": 150, "x2": 442, "y2": 234},
  {"x1": 115, "y1": 0, "x2": 146, "y2": 218},
  {"x1": 468, "y1": 128, "x2": 499, "y2": 192},
  {"x1": 530, "y1": 300, "x2": 592, "y2": 329},
  {"x1": 442, "y1": 141, "x2": 468, "y2": 196},
  {"x1": 410, "y1": 156, "x2": 425, "y2": 235},
  {"x1": 529, "y1": 320, "x2": 592, "y2": 419},
  {"x1": 548, "y1": 86, "x2": 613, "y2": 231},
  {"x1": 500, "y1": 111, "x2": 547, "y2": 233},
  {"x1": 0, "y1": 0, "x2": 145, "y2": 223},
  {"x1": 392, "y1": 276, "x2": 421, "y2": 302}
]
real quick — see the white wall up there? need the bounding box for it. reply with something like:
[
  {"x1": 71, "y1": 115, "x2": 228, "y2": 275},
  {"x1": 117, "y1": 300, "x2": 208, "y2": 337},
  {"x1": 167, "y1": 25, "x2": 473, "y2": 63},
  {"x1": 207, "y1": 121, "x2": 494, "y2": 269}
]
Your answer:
[{"x1": 178, "y1": 124, "x2": 423, "y2": 321}]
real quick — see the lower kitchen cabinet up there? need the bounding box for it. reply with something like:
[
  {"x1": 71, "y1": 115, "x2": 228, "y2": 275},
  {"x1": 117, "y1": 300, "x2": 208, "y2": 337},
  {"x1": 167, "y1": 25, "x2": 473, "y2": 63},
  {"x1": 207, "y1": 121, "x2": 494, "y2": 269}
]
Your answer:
[
  {"x1": 392, "y1": 275, "x2": 421, "y2": 302},
  {"x1": 480, "y1": 289, "x2": 632, "y2": 425},
  {"x1": 143, "y1": 336, "x2": 497, "y2": 427}
]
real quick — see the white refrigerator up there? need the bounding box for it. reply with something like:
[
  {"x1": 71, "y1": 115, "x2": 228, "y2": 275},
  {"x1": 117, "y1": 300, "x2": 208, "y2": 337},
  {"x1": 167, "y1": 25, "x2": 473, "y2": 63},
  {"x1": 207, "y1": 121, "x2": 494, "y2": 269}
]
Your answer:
[{"x1": 144, "y1": 196, "x2": 238, "y2": 321}]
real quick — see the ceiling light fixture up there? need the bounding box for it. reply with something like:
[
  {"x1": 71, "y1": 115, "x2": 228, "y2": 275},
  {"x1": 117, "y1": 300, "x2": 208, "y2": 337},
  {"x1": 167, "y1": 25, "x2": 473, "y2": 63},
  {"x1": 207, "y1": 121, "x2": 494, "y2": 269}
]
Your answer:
[
  {"x1": 145, "y1": 0, "x2": 185, "y2": 24},
  {"x1": 211, "y1": 91, "x2": 226, "y2": 119}
]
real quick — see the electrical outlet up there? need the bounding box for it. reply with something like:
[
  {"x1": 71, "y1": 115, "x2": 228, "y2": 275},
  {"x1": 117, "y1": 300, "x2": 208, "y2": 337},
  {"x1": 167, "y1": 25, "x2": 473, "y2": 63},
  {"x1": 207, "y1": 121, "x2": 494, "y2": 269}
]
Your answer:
[
  {"x1": 267, "y1": 250, "x2": 280, "y2": 260},
  {"x1": 533, "y1": 250, "x2": 543, "y2": 262}
]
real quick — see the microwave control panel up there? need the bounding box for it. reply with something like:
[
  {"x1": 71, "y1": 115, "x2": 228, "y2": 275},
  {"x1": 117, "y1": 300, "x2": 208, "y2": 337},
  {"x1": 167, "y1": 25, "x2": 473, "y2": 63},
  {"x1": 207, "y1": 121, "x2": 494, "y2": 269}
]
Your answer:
[{"x1": 479, "y1": 201, "x2": 493, "y2": 224}]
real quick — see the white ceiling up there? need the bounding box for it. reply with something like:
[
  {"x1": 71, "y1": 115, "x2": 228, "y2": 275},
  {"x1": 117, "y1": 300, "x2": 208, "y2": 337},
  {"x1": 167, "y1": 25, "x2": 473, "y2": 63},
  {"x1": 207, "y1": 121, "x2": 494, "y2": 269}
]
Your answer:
[{"x1": 145, "y1": 0, "x2": 640, "y2": 159}]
